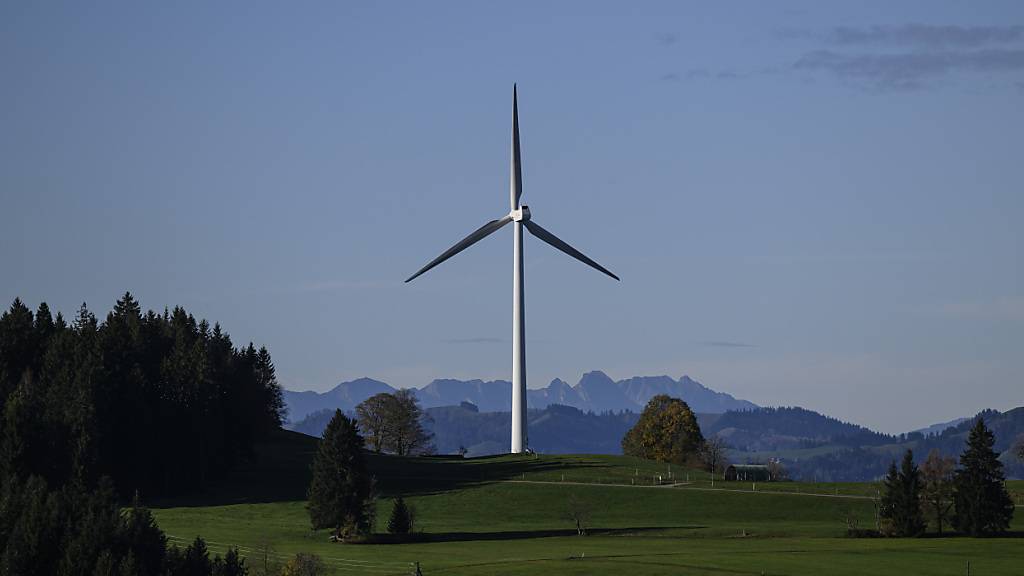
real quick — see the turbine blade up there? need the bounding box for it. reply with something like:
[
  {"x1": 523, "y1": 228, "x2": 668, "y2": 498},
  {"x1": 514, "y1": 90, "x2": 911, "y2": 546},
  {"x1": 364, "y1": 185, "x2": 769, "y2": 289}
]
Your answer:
[
  {"x1": 523, "y1": 220, "x2": 620, "y2": 281},
  {"x1": 511, "y1": 84, "x2": 523, "y2": 210},
  {"x1": 405, "y1": 216, "x2": 513, "y2": 283}
]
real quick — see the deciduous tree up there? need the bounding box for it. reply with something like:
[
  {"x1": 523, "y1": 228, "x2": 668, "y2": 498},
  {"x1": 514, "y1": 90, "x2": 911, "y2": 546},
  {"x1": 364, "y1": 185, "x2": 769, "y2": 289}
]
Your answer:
[
  {"x1": 282, "y1": 553, "x2": 326, "y2": 576},
  {"x1": 564, "y1": 493, "x2": 592, "y2": 536},
  {"x1": 355, "y1": 393, "x2": 396, "y2": 453},
  {"x1": 621, "y1": 395, "x2": 704, "y2": 465},
  {"x1": 920, "y1": 449, "x2": 955, "y2": 535},
  {"x1": 385, "y1": 389, "x2": 434, "y2": 456},
  {"x1": 700, "y1": 436, "x2": 729, "y2": 477}
]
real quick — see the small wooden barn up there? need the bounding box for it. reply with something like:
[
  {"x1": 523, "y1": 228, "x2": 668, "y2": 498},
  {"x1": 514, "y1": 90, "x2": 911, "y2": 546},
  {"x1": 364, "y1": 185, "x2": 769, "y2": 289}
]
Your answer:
[{"x1": 724, "y1": 464, "x2": 771, "y2": 482}]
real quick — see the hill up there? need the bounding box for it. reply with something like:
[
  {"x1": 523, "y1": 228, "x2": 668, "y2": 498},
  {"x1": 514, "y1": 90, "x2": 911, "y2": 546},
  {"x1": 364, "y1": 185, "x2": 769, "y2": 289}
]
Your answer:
[
  {"x1": 292, "y1": 402, "x2": 1024, "y2": 481},
  {"x1": 292, "y1": 403, "x2": 645, "y2": 456},
  {"x1": 704, "y1": 406, "x2": 897, "y2": 451},
  {"x1": 728, "y1": 407, "x2": 1024, "y2": 482},
  {"x1": 283, "y1": 371, "x2": 756, "y2": 422},
  {"x1": 150, "y1": 443, "x2": 1024, "y2": 576}
]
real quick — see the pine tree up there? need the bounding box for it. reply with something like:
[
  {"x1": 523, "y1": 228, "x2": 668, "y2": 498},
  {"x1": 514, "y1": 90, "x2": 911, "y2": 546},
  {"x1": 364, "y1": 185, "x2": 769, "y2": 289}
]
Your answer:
[
  {"x1": 255, "y1": 346, "x2": 286, "y2": 430},
  {"x1": 213, "y1": 547, "x2": 246, "y2": 576},
  {"x1": 0, "y1": 298, "x2": 36, "y2": 404},
  {"x1": 387, "y1": 496, "x2": 412, "y2": 535},
  {"x1": 896, "y1": 450, "x2": 925, "y2": 536},
  {"x1": 879, "y1": 450, "x2": 925, "y2": 536},
  {"x1": 122, "y1": 493, "x2": 168, "y2": 575},
  {"x1": 307, "y1": 410, "x2": 374, "y2": 539},
  {"x1": 183, "y1": 536, "x2": 213, "y2": 575},
  {"x1": 879, "y1": 460, "x2": 899, "y2": 535},
  {"x1": 953, "y1": 418, "x2": 1014, "y2": 535}
]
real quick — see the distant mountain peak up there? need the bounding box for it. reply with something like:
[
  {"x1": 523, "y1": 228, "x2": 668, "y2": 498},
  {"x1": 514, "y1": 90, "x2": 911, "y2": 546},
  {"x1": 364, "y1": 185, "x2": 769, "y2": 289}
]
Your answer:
[
  {"x1": 578, "y1": 370, "x2": 614, "y2": 383},
  {"x1": 679, "y1": 375, "x2": 706, "y2": 388},
  {"x1": 283, "y1": 370, "x2": 758, "y2": 425}
]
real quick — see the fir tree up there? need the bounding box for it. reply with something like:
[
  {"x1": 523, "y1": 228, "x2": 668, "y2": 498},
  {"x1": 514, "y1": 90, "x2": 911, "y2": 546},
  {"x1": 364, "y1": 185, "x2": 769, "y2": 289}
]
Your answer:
[
  {"x1": 255, "y1": 346, "x2": 286, "y2": 430},
  {"x1": 880, "y1": 450, "x2": 925, "y2": 537},
  {"x1": 212, "y1": 547, "x2": 246, "y2": 576},
  {"x1": 953, "y1": 418, "x2": 1014, "y2": 535},
  {"x1": 387, "y1": 496, "x2": 412, "y2": 535},
  {"x1": 307, "y1": 410, "x2": 374, "y2": 539},
  {"x1": 183, "y1": 536, "x2": 213, "y2": 575},
  {"x1": 0, "y1": 298, "x2": 36, "y2": 404},
  {"x1": 122, "y1": 492, "x2": 168, "y2": 575}
]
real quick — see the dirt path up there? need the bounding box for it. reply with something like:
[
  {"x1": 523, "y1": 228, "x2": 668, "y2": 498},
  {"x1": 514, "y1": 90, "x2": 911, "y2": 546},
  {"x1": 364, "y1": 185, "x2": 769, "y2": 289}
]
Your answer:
[{"x1": 501, "y1": 479, "x2": 877, "y2": 500}]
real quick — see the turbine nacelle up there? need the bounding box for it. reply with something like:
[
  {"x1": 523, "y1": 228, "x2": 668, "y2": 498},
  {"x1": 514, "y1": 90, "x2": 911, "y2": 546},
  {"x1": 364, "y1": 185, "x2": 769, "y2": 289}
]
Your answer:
[{"x1": 510, "y1": 205, "x2": 531, "y2": 222}]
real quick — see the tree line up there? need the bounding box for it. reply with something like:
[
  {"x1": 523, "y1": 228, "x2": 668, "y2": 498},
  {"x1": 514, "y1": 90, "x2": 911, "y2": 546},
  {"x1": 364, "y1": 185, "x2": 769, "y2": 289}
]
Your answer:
[
  {"x1": 878, "y1": 419, "x2": 1014, "y2": 536},
  {"x1": 0, "y1": 294, "x2": 287, "y2": 573}
]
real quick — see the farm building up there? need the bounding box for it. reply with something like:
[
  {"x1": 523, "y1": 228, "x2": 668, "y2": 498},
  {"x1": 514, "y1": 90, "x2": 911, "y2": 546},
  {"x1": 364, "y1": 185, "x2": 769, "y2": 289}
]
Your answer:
[{"x1": 724, "y1": 464, "x2": 771, "y2": 482}]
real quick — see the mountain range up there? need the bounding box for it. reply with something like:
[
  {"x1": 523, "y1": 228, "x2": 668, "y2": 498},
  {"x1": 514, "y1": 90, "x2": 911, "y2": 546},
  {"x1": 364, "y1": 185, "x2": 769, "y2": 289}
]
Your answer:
[
  {"x1": 289, "y1": 399, "x2": 1024, "y2": 481},
  {"x1": 283, "y1": 371, "x2": 758, "y2": 423}
]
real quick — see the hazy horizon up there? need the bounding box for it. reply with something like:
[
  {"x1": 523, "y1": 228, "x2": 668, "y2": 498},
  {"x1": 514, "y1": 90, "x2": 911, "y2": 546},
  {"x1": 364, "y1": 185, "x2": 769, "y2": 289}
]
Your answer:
[{"x1": 3, "y1": 2, "x2": 1022, "y2": 435}]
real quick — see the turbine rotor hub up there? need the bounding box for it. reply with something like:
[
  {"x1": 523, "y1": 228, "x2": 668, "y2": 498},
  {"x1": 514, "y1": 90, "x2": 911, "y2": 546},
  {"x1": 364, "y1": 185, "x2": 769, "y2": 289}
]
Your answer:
[{"x1": 510, "y1": 205, "x2": 531, "y2": 222}]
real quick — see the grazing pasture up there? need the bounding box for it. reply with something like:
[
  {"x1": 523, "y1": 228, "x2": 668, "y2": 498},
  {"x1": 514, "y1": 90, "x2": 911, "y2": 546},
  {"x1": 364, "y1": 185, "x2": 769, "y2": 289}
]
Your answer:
[{"x1": 152, "y1": 431, "x2": 1022, "y2": 575}]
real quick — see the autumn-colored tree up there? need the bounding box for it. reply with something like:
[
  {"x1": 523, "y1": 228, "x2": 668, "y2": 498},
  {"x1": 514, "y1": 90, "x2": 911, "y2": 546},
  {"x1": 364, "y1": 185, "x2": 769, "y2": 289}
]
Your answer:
[
  {"x1": 621, "y1": 395, "x2": 704, "y2": 465},
  {"x1": 920, "y1": 449, "x2": 956, "y2": 535},
  {"x1": 282, "y1": 552, "x2": 327, "y2": 576}
]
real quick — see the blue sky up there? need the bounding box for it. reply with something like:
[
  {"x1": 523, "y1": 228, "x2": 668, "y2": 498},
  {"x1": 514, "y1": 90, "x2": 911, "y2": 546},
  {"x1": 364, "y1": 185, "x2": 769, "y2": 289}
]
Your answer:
[{"x1": 2, "y1": 2, "x2": 1022, "y2": 433}]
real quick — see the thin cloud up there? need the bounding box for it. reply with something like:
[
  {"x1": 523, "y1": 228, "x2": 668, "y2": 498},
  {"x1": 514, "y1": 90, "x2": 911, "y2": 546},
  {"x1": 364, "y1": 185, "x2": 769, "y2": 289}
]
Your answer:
[
  {"x1": 826, "y1": 25, "x2": 1024, "y2": 49},
  {"x1": 700, "y1": 340, "x2": 757, "y2": 348},
  {"x1": 295, "y1": 279, "x2": 389, "y2": 292},
  {"x1": 935, "y1": 297, "x2": 1024, "y2": 322},
  {"x1": 781, "y1": 24, "x2": 1024, "y2": 91},
  {"x1": 443, "y1": 337, "x2": 505, "y2": 344},
  {"x1": 794, "y1": 48, "x2": 1024, "y2": 91},
  {"x1": 676, "y1": 67, "x2": 780, "y2": 82},
  {"x1": 657, "y1": 32, "x2": 678, "y2": 46}
]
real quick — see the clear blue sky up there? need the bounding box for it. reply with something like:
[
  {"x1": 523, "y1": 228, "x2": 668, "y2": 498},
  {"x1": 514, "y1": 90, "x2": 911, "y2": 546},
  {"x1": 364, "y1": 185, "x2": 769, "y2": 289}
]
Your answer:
[{"x1": 2, "y1": 2, "x2": 1021, "y2": 433}]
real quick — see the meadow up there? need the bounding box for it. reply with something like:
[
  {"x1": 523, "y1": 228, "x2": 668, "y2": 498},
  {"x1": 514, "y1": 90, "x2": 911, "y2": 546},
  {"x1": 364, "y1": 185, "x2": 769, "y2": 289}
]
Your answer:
[{"x1": 152, "y1": 431, "x2": 1023, "y2": 575}]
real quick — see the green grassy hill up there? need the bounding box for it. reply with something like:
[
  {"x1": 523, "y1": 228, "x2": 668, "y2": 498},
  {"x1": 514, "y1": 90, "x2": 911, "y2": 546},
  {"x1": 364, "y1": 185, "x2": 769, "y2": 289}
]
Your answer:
[{"x1": 151, "y1": 430, "x2": 1023, "y2": 575}]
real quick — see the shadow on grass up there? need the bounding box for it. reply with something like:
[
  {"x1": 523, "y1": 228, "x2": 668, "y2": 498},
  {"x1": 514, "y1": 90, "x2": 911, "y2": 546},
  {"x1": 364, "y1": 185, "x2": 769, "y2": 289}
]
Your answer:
[
  {"x1": 369, "y1": 453, "x2": 630, "y2": 497},
  {"x1": 916, "y1": 530, "x2": 1024, "y2": 539},
  {"x1": 150, "y1": 429, "x2": 316, "y2": 508},
  {"x1": 152, "y1": 431, "x2": 629, "y2": 507}
]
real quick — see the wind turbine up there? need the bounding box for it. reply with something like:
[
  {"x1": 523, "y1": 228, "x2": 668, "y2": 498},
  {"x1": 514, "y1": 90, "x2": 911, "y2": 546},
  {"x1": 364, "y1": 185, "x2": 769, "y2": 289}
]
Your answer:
[{"x1": 405, "y1": 86, "x2": 619, "y2": 454}]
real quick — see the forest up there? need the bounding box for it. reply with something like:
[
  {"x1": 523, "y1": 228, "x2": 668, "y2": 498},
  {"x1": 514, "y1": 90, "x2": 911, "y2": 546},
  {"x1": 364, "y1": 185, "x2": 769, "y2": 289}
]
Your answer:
[{"x1": 0, "y1": 293, "x2": 286, "y2": 573}]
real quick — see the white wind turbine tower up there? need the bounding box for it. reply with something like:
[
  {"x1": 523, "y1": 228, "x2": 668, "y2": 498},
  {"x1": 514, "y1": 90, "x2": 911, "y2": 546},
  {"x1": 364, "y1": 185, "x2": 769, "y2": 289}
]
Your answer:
[{"x1": 405, "y1": 86, "x2": 619, "y2": 454}]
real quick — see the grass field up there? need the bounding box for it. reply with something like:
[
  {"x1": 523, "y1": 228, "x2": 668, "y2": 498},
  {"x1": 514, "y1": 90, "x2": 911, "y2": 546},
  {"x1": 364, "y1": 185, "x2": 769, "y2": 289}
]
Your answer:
[{"x1": 152, "y1": 431, "x2": 1023, "y2": 575}]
